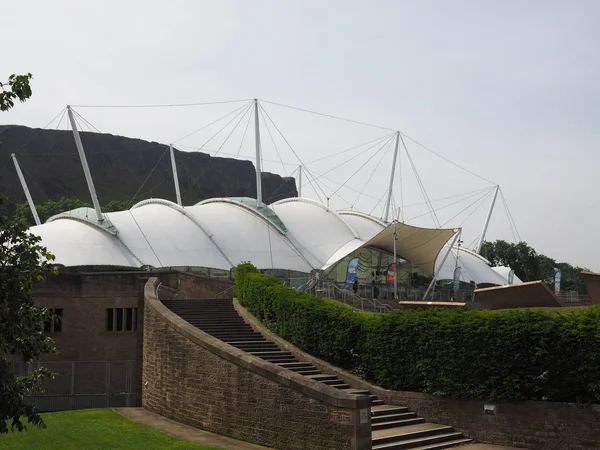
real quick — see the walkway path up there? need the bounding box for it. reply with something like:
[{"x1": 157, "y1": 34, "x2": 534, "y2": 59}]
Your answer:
[
  {"x1": 114, "y1": 408, "x2": 271, "y2": 450},
  {"x1": 467, "y1": 445, "x2": 522, "y2": 449}
]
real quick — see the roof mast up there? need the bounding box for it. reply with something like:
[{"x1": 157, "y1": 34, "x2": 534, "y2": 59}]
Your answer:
[
  {"x1": 11, "y1": 153, "x2": 41, "y2": 225},
  {"x1": 67, "y1": 105, "x2": 103, "y2": 222},
  {"x1": 476, "y1": 185, "x2": 499, "y2": 253},
  {"x1": 254, "y1": 99, "x2": 263, "y2": 207},
  {"x1": 298, "y1": 165, "x2": 302, "y2": 197},
  {"x1": 169, "y1": 144, "x2": 182, "y2": 206},
  {"x1": 383, "y1": 131, "x2": 400, "y2": 223}
]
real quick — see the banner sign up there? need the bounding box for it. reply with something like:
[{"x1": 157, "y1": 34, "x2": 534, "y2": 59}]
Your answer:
[
  {"x1": 386, "y1": 263, "x2": 396, "y2": 284},
  {"x1": 345, "y1": 257, "x2": 360, "y2": 288},
  {"x1": 453, "y1": 266, "x2": 461, "y2": 295},
  {"x1": 508, "y1": 270, "x2": 515, "y2": 285},
  {"x1": 554, "y1": 270, "x2": 562, "y2": 295}
]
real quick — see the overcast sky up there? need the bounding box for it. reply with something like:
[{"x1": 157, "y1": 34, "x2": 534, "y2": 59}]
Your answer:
[{"x1": 3, "y1": 0, "x2": 599, "y2": 270}]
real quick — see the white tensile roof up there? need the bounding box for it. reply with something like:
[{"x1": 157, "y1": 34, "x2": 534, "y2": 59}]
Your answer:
[{"x1": 29, "y1": 197, "x2": 514, "y2": 285}]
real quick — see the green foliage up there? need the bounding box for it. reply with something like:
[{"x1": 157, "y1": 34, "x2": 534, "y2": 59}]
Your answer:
[
  {"x1": 481, "y1": 240, "x2": 588, "y2": 294},
  {"x1": 13, "y1": 197, "x2": 130, "y2": 227},
  {"x1": 236, "y1": 263, "x2": 600, "y2": 403},
  {"x1": 0, "y1": 409, "x2": 222, "y2": 449},
  {"x1": 0, "y1": 74, "x2": 33, "y2": 112},
  {"x1": 0, "y1": 196, "x2": 58, "y2": 433}
]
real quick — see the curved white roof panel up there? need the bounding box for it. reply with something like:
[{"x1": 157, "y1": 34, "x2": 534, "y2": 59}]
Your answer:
[
  {"x1": 337, "y1": 211, "x2": 386, "y2": 241},
  {"x1": 435, "y1": 247, "x2": 515, "y2": 286},
  {"x1": 29, "y1": 196, "x2": 515, "y2": 287},
  {"x1": 31, "y1": 218, "x2": 138, "y2": 267},
  {"x1": 271, "y1": 198, "x2": 358, "y2": 268}
]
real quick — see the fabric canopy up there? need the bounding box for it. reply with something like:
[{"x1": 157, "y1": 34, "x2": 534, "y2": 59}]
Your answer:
[
  {"x1": 364, "y1": 222, "x2": 456, "y2": 277},
  {"x1": 322, "y1": 221, "x2": 456, "y2": 277}
]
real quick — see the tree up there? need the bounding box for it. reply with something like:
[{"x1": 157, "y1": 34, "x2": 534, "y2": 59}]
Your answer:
[
  {"x1": 481, "y1": 240, "x2": 588, "y2": 294},
  {"x1": 1, "y1": 71, "x2": 58, "y2": 433},
  {"x1": 0, "y1": 196, "x2": 57, "y2": 433},
  {"x1": 13, "y1": 197, "x2": 131, "y2": 227},
  {"x1": 0, "y1": 74, "x2": 33, "y2": 112}
]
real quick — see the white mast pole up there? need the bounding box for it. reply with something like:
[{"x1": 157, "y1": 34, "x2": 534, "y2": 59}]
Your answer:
[
  {"x1": 383, "y1": 131, "x2": 400, "y2": 223},
  {"x1": 169, "y1": 144, "x2": 182, "y2": 206},
  {"x1": 422, "y1": 230, "x2": 461, "y2": 300},
  {"x1": 253, "y1": 99, "x2": 263, "y2": 207},
  {"x1": 67, "y1": 105, "x2": 103, "y2": 222},
  {"x1": 298, "y1": 165, "x2": 302, "y2": 198},
  {"x1": 393, "y1": 220, "x2": 398, "y2": 299},
  {"x1": 11, "y1": 153, "x2": 41, "y2": 226},
  {"x1": 476, "y1": 185, "x2": 499, "y2": 253}
]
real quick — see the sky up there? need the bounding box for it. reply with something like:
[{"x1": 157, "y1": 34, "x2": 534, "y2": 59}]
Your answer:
[{"x1": 2, "y1": 0, "x2": 599, "y2": 270}]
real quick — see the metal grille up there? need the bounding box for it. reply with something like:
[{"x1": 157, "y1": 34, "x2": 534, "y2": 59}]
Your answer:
[{"x1": 12, "y1": 360, "x2": 137, "y2": 412}]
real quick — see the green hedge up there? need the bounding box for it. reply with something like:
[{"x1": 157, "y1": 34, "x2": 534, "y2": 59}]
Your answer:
[{"x1": 236, "y1": 263, "x2": 600, "y2": 403}]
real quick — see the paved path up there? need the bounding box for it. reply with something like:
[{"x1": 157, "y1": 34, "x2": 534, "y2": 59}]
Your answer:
[
  {"x1": 114, "y1": 408, "x2": 271, "y2": 450},
  {"x1": 467, "y1": 445, "x2": 522, "y2": 449},
  {"x1": 115, "y1": 407, "x2": 521, "y2": 450}
]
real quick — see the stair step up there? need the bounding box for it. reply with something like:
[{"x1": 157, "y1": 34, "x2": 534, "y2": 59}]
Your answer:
[
  {"x1": 261, "y1": 357, "x2": 298, "y2": 363},
  {"x1": 372, "y1": 424, "x2": 454, "y2": 447},
  {"x1": 414, "y1": 437, "x2": 473, "y2": 449},
  {"x1": 373, "y1": 432, "x2": 464, "y2": 449},
  {"x1": 276, "y1": 362, "x2": 313, "y2": 368},
  {"x1": 306, "y1": 374, "x2": 339, "y2": 381},
  {"x1": 372, "y1": 412, "x2": 418, "y2": 424},
  {"x1": 226, "y1": 340, "x2": 268, "y2": 345},
  {"x1": 371, "y1": 399, "x2": 385, "y2": 406},
  {"x1": 346, "y1": 389, "x2": 371, "y2": 395},
  {"x1": 371, "y1": 405, "x2": 409, "y2": 417},
  {"x1": 248, "y1": 351, "x2": 292, "y2": 357},
  {"x1": 296, "y1": 369, "x2": 321, "y2": 375},
  {"x1": 321, "y1": 379, "x2": 345, "y2": 386},
  {"x1": 372, "y1": 417, "x2": 426, "y2": 430}
]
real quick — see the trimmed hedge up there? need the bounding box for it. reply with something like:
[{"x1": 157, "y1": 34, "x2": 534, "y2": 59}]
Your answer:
[{"x1": 236, "y1": 263, "x2": 600, "y2": 403}]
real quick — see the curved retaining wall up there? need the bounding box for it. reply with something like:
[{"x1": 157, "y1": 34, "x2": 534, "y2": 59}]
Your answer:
[
  {"x1": 234, "y1": 299, "x2": 600, "y2": 450},
  {"x1": 142, "y1": 278, "x2": 371, "y2": 450}
]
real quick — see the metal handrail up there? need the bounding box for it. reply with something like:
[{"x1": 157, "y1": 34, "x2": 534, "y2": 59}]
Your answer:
[{"x1": 328, "y1": 283, "x2": 394, "y2": 313}]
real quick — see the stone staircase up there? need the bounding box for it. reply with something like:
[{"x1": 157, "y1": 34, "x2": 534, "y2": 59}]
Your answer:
[{"x1": 161, "y1": 299, "x2": 473, "y2": 450}]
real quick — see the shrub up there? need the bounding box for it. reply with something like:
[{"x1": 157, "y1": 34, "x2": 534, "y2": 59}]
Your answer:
[{"x1": 236, "y1": 264, "x2": 600, "y2": 403}]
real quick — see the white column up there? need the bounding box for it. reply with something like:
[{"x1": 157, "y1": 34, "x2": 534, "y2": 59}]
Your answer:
[
  {"x1": 298, "y1": 165, "x2": 302, "y2": 197},
  {"x1": 476, "y1": 185, "x2": 499, "y2": 253},
  {"x1": 383, "y1": 131, "x2": 400, "y2": 223},
  {"x1": 393, "y1": 220, "x2": 398, "y2": 299},
  {"x1": 67, "y1": 106, "x2": 103, "y2": 222},
  {"x1": 11, "y1": 153, "x2": 41, "y2": 225},
  {"x1": 169, "y1": 144, "x2": 182, "y2": 206},
  {"x1": 253, "y1": 99, "x2": 263, "y2": 206}
]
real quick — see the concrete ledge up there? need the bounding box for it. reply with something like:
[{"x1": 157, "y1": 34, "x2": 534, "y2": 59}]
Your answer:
[{"x1": 146, "y1": 278, "x2": 369, "y2": 410}]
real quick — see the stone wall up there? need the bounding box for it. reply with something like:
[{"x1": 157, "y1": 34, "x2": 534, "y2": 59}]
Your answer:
[
  {"x1": 235, "y1": 299, "x2": 600, "y2": 450},
  {"x1": 375, "y1": 391, "x2": 600, "y2": 450},
  {"x1": 143, "y1": 278, "x2": 371, "y2": 450}
]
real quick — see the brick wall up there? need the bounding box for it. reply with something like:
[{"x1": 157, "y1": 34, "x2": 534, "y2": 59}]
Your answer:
[
  {"x1": 143, "y1": 278, "x2": 370, "y2": 450},
  {"x1": 31, "y1": 270, "x2": 236, "y2": 405},
  {"x1": 235, "y1": 299, "x2": 600, "y2": 450},
  {"x1": 582, "y1": 272, "x2": 600, "y2": 304}
]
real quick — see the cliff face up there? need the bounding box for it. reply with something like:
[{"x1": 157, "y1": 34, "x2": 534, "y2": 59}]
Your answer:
[{"x1": 0, "y1": 125, "x2": 297, "y2": 213}]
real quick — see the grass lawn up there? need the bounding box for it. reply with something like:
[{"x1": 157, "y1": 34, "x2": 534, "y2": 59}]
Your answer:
[{"x1": 0, "y1": 409, "x2": 222, "y2": 450}]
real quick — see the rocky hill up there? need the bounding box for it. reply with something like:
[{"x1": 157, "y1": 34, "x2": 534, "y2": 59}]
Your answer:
[{"x1": 0, "y1": 125, "x2": 297, "y2": 214}]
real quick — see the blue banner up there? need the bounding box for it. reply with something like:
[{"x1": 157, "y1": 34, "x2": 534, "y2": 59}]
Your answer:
[
  {"x1": 554, "y1": 270, "x2": 562, "y2": 295},
  {"x1": 345, "y1": 257, "x2": 360, "y2": 288}
]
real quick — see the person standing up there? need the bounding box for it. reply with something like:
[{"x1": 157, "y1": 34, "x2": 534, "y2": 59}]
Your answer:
[{"x1": 353, "y1": 278, "x2": 359, "y2": 295}]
